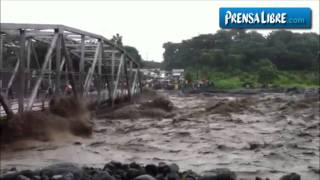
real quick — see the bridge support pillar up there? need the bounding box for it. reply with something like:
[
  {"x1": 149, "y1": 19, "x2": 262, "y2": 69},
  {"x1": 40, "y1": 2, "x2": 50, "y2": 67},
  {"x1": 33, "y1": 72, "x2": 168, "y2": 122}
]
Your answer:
[
  {"x1": 110, "y1": 51, "x2": 115, "y2": 105},
  {"x1": 26, "y1": 40, "x2": 32, "y2": 96},
  {"x1": 55, "y1": 28, "x2": 62, "y2": 96},
  {"x1": 112, "y1": 53, "x2": 124, "y2": 106},
  {"x1": 18, "y1": 29, "x2": 26, "y2": 113},
  {"x1": 138, "y1": 66, "x2": 142, "y2": 94},
  {"x1": 0, "y1": 34, "x2": 3, "y2": 93},
  {"x1": 124, "y1": 58, "x2": 131, "y2": 101},
  {"x1": 61, "y1": 35, "x2": 78, "y2": 98},
  {"x1": 27, "y1": 34, "x2": 58, "y2": 110},
  {"x1": 79, "y1": 35, "x2": 85, "y2": 96},
  {"x1": 0, "y1": 93, "x2": 13, "y2": 119},
  {"x1": 97, "y1": 40, "x2": 103, "y2": 103}
]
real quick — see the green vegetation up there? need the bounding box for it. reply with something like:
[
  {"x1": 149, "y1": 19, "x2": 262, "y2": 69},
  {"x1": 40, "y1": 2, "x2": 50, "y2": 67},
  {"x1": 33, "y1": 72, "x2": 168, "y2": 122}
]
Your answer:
[
  {"x1": 163, "y1": 30, "x2": 319, "y2": 89},
  {"x1": 124, "y1": 46, "x2": 142, "y2": 64},
  {"x1": 184, "y1": 66, "x2": 319, "y2": 89},
  {"x1": 141, "y1": 60, "x2": 162, "y2": 69}
]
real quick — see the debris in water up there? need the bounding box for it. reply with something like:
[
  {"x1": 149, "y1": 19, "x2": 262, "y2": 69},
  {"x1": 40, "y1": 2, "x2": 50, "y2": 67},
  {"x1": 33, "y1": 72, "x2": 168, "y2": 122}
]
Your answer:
[{"x1": 1, "y1": 96, "x2": 92, "y2": 143}]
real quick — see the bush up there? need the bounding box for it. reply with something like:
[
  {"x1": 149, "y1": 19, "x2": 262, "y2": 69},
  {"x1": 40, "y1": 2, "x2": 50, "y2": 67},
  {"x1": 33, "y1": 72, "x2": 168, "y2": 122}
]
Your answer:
[
  {"x1": 256, "y1": 59, "x2": 279, "y2": 86},
  {"x1": 214, "y1": 77, "x2": 242, "y2": 89}
]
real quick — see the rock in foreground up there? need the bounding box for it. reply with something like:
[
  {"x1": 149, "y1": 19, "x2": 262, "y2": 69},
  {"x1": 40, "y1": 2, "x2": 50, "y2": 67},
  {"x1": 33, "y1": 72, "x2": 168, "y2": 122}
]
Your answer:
[{"x1": 0, "y1": 162, "x2": 301, "y2": 180}]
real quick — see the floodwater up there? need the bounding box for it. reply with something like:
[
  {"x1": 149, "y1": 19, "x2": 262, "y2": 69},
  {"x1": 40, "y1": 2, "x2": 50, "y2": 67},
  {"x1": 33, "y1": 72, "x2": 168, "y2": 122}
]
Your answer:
[{"x1": 1, "y1": 91, "x2": 319, "y2": 179}]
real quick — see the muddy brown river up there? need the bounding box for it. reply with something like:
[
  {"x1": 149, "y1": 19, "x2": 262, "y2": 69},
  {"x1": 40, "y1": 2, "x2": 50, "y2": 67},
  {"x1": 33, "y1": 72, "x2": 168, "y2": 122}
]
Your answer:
[{"x1": 1, "y1": 91, "x2": 319, "y2": 179}]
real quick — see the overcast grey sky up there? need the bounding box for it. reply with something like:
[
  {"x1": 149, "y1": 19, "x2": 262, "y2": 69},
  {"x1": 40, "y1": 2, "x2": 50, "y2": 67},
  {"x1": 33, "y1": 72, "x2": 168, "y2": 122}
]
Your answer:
[{"x1": 1, "y1": 0, "x2": 319, "y2": 62}]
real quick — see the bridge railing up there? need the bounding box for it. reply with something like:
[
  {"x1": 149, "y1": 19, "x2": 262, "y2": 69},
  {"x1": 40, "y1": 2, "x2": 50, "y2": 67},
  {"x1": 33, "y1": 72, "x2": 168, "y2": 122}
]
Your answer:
[{"x1": 0, "y1": 23, "x2": 142, "y2": 117}]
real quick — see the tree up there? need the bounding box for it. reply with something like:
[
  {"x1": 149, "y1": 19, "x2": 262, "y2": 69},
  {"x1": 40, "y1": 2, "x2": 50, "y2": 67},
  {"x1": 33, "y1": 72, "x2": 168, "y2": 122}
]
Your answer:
[
  {"x1": 256, "y1": 59, "x2": 278, "y2": 87},
  {"x1": 184, "y1": 71, "x2": 193, "y2": 83},
  {"x1": 123, "y1": 46, "x2": 142, "y2": 64},
  {"x1": 162, "y1": 30, "x2": 319, "y2": 72},
  {"x1": 111, "y1": 33, "x2": 123, "y2": 47}
]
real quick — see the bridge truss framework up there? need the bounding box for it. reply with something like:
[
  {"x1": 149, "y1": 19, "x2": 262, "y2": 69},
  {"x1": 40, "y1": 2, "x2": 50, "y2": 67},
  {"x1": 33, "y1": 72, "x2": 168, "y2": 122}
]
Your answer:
[{"x1": 0, "y1": 23, "x2": 142, "y2": 117}]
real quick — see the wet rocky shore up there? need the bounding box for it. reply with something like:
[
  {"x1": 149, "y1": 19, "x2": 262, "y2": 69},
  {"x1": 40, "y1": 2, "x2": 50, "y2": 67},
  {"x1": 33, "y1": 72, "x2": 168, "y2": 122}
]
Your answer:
[{"x1": 0, "y1": 161, "x2": 302, "y2": 180}]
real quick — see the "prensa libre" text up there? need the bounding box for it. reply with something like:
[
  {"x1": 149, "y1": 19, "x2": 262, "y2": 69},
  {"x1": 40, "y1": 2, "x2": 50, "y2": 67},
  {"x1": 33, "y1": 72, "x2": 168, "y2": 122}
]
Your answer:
[{"x1": 225, "y1": 11, "x2": 287, "y2": 25}]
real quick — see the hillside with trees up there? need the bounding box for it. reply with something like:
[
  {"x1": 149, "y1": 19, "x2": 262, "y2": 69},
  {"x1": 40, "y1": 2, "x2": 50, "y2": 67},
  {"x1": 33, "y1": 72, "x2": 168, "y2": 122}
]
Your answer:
[{"x1": 163, "y1": 30, "x2": 319, "y2": 89}]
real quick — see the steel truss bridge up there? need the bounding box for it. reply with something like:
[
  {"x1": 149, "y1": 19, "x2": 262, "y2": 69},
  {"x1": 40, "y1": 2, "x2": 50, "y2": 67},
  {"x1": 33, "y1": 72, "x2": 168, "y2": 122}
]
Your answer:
[{"x1": 0, "y1": 23, "x2": 142, "y2": 117}]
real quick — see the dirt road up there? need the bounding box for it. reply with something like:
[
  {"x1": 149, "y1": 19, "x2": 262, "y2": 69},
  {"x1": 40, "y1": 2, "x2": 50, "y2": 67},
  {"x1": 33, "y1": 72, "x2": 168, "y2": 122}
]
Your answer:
[{"x1": 1, "y1": 90, "x2": 319, "y2": 179}]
